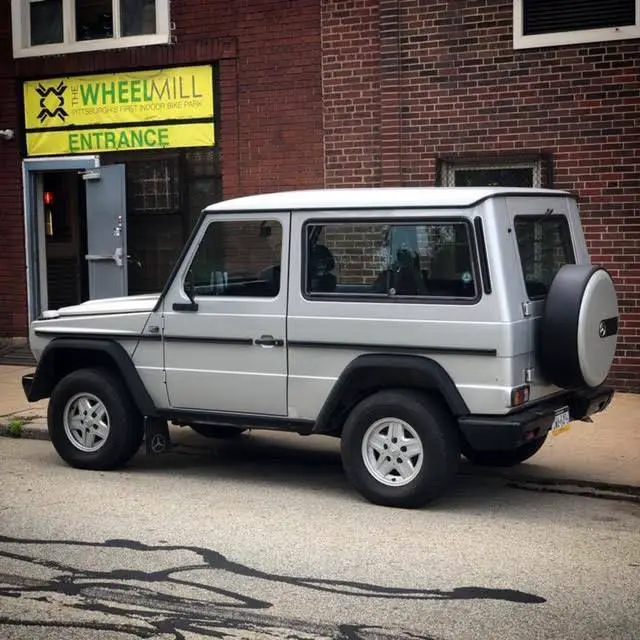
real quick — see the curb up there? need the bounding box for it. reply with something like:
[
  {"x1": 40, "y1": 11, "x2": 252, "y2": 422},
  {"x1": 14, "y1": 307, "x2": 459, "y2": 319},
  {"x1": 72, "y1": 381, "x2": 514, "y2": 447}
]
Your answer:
[
  {"x1": 2, "y1": 423, "x2": 639, "y2": 502},
  {"x1": 457, "y1": 468, "x2": 640, "y2": 501},
  {"x1": 0, "y1": 422, "x2": 49, "y2": 441}
]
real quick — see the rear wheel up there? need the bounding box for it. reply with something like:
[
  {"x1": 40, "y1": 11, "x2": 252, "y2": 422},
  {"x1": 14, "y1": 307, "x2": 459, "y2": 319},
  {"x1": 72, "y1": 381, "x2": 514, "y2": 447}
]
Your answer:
[
  {"x1": 189, "y1": 424, "x2": 247, "y2": 439},
  {"x1": 340, "y1": 390, "x2": 459, "y2": 508},
  {"x1": 48, "y1": 368, "x2": 143, "y2": 470},
  {"x1": 461, "y1": 435, "x2": 547, "y2": 467}
]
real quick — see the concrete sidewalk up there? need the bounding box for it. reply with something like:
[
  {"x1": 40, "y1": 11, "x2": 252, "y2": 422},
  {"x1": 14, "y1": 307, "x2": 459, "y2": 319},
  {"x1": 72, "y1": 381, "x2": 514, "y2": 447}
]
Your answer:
[{"x1": 1, "y1": 364, "x2": 638, "y2": 495}]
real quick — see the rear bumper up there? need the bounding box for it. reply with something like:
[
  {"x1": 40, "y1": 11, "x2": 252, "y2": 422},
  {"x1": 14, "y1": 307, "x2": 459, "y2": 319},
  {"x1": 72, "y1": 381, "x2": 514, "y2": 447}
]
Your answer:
[{"x1": 458, "y1": 386, "x2": 614, "y2": 451}]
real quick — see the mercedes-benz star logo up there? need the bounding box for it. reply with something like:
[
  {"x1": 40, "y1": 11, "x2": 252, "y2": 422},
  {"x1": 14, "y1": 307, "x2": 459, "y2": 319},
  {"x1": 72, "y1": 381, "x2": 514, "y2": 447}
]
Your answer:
[
  {"x1": 150, "y1": 433, "x2": 167, "y2": 454},
  {"x1": 599, "y1": 320, "x2": 607, "y2": 338}
]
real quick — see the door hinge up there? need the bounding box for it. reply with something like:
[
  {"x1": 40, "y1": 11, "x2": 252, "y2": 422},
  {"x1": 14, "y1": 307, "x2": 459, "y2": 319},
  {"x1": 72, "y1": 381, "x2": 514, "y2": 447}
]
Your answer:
[
  {"x1": 522, "y1": 301, "x2": 532, "y2": 317},
  {"x1": 162, "y1": 369, "x2": 167, "y2": 384},
  {"x1": 524, "y1": 368, "x2": 534, "y2": 384}
]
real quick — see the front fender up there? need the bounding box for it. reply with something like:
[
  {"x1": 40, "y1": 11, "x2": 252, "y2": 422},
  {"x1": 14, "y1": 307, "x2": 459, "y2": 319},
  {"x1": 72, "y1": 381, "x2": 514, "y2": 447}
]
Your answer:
[{"x1": 25, "y1": 338, "x2": 157, "y2": 417}]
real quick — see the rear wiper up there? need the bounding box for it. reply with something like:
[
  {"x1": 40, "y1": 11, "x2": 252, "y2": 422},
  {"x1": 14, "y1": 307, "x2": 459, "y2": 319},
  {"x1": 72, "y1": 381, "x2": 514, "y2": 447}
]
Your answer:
[{"x1": 531, "y1": 207, "x2": 554, "y2": 223}]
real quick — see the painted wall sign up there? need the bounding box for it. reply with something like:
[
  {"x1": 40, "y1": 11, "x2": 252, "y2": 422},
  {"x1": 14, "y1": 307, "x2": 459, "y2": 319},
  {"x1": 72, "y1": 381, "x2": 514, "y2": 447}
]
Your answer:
[{"x1": 23, "y1": 65, "x2": 215, "y2": 156}]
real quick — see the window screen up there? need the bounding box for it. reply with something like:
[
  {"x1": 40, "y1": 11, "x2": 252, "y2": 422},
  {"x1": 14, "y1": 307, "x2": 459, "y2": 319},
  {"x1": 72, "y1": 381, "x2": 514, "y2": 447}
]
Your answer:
[{"x1": 522, "y1": 0, "x2": 636, "y2": 36}]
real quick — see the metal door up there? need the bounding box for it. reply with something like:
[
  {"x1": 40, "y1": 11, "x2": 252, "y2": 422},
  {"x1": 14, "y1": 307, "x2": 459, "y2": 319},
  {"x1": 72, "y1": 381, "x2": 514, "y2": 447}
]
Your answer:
[{"x1": 84, "y1": 165, "x2": 127, "y2": 300}]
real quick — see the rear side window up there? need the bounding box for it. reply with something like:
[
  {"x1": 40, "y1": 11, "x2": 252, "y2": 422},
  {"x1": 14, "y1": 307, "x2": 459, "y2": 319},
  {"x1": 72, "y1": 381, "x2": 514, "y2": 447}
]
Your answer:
[
  {"x1": 304, "y1": 220, "x2": 478, "y2": 301},
  {"x1": 514, "y1": 215, "x2": 575, "y2": 299}
]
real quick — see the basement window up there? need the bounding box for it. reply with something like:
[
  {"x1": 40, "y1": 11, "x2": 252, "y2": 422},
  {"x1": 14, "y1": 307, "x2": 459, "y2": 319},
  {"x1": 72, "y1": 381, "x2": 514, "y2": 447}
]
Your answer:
[
  {"x1": 439, "y1": 159, "x2": 543, "y2": 188},
  {"x1": 513, "y1": 0, "x2": 640, "y2": 49},
  {"x1": 11, "y1": 0, "x2": 170, "y2": 58}
]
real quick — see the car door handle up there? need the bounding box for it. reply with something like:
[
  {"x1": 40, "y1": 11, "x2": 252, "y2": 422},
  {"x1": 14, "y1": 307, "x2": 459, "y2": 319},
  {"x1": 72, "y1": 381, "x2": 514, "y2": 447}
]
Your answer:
[{"x1": 254, "y1": 335, "x2": 284, "y2": 347}]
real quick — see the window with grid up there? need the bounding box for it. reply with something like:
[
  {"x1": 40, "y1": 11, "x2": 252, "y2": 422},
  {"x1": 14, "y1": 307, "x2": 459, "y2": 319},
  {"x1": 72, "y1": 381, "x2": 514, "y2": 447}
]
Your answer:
[
  {"x1": 441, "y1": 160, "x2": 542, "y2": 188},
  {"x1": 127, "y1": 159, "x2": 180, "y2": 215},
  {"x1": 12, "y1": 0, "x2": 170, "y2": 58},
  {"x1": 124, "y1": 150, "x2": 222, "y2": 296}
]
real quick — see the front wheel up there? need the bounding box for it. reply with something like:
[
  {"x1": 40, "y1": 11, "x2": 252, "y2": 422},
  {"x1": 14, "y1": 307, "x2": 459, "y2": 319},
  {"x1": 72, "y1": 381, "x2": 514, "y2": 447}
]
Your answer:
[
  {"x1": 461, "y1": 435, "x2": 547, "y2": 467},
  {"x1": 48, "y1": 368, "x2": 143, "y2": 470},
  {"x1": 340, "y1": 390, "x2": 460, "y2": 508}
]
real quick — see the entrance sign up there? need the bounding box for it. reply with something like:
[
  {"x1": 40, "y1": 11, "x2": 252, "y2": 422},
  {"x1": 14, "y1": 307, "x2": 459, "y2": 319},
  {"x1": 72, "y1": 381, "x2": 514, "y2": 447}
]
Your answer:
[
  {"x1": 23, "y1": 65, "x2": 214, "y2": 156},
  {"x1": 27, "y1": 123, "x2": 214, "y2": 156}
]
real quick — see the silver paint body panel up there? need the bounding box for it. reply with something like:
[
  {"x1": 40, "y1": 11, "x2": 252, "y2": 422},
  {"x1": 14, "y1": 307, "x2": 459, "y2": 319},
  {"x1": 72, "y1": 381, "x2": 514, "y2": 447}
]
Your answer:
[{"x1": 27, "y1": 188, "x2": 591, "y2": 419}]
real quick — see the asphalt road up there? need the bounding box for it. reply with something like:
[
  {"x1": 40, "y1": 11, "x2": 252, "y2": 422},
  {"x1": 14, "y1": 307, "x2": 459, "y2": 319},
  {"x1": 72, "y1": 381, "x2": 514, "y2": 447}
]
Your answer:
[{"x1": 1, "y1": 431, "x2": 639, "y2": 640}]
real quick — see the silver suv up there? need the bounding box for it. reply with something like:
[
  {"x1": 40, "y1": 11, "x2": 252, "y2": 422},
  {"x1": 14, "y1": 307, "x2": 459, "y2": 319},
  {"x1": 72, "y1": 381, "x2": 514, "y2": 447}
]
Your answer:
[{"x1": 23, "y1": 187, "x2": 619, "y2": 508}]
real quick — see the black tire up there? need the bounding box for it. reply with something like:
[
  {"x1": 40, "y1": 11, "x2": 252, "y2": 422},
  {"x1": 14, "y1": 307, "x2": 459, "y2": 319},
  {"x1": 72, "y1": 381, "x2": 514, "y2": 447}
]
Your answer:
[
  {"x1": 461, "y1": 435, "x2": 547, "y2": 467},
  {"x1": 189, "y1": 424, "x2": 247, "y2": 439},
  {"x1": 47, "y1": 367, "x2": 143, "y2": 470},
  {"x1": 340, "y1": 390, "x2": 459, "y2": 508},
  {"x1": 539, "y1": 264, "x2": 618, "y2": 389}
]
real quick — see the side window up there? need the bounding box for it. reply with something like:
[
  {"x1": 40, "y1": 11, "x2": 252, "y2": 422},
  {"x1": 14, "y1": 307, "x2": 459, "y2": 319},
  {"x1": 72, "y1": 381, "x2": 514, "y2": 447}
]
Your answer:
[
  {"x1": 186, "y1": 219, "x2": 282, "y2": 298},
  {"x1": 305, "y1": 220, "x2": 477, "y2": 300},
  {"x1": 514, "y1": 215, "x2": 575, "y2": 299}
]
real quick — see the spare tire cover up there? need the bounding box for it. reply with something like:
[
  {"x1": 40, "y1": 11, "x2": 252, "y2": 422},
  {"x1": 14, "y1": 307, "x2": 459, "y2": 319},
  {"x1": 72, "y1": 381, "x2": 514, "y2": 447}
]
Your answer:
[{"x1": 539, "y1": 264, "x2": 618, "y2": 389}]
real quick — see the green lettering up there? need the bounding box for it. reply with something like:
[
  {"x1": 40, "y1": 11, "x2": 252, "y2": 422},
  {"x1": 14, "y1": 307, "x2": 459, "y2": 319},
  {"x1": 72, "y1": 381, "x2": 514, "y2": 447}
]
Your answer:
[
  {"x1": 143, "y1": 80, "x2": 152, "y2": 101},
  {"x1": 144, "y1": 129, "x2": 157, "y2": 146},
  {"x1": 80, "y1": 133, "x2": 93, "y2": 150},
  {"x1": 130, "y1": 80, "x2": 141, "y2": 103},
  {"x1": 158, "y1": 128, "x2": 169, "y2": 147},
  {"x1": 68, "y1": 133, "x2": 79, "y2": 152},
  {"x1": 93, "y1": 131, "x2": 104, "y2": 149},
  {"x1": 131, "y1": 129, "x2": 144, "y2": 146},
  {"x1": 101, "y1": 82, "x2": 116, "y2": 104},
  {"x1": 118, "y1": 130, "x2": 130, "y2": 148},
  {"x1": 79, "y1": 83, "x2": 100, "y2": 106},
  {"x1": 104, "y1": 131, "x2": 116, "y2": 149},
  {"x1": 118, "y1": 80, "x2": 129, "y2": 103}
]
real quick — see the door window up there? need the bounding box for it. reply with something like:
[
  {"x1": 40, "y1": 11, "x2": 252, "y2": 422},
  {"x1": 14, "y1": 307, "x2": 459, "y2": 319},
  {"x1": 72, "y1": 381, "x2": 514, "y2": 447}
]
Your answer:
[{"x1": 186, "y1": 219, "x2": 283, "y2": 298}]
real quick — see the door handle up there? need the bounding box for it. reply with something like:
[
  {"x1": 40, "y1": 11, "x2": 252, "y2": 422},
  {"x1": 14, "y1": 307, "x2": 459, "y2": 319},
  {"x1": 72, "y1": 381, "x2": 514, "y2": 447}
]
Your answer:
[
  {"x1": 254, "y1": 335, "x2": 284, "y2": 347},
  {"x1": 85, "y1": 247, "x2": 124, "y2": 267}
]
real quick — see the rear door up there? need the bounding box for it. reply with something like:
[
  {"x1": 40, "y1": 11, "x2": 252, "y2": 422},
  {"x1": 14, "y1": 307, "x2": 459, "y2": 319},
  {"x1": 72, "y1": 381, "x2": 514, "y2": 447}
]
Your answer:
[{"x1": 506, "y1": 196, "x2": 578, "y2": 398}]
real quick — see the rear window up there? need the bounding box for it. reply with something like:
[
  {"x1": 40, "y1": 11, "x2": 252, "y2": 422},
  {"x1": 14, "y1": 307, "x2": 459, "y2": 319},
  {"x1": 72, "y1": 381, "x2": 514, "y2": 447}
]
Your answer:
[{"x1": 514, "y1": 215, "x2": 575, "y2": 299}]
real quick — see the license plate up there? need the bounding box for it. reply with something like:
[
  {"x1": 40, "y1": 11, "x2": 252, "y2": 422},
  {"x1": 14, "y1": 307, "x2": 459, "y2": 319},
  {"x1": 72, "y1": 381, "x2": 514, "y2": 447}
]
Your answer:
[{"x1": 551, "y1": 406, "x2": 571, "y2": 436}]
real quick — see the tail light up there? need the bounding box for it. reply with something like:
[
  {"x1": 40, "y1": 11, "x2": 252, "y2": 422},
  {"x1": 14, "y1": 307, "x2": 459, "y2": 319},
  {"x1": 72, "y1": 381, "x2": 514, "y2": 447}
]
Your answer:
[{"x1": 511, "y1": 385, "x2": 530, "y2": 407}]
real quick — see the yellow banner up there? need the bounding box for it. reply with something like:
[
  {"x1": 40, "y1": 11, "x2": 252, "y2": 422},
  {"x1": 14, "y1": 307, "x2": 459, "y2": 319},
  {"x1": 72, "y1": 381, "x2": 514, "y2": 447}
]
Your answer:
[
  {"x1": 26, "y1": 123, "x2": 215, "y2": 156},
  {"x1": 24, "y1": 65, "x2": 214, "y2": 130}
]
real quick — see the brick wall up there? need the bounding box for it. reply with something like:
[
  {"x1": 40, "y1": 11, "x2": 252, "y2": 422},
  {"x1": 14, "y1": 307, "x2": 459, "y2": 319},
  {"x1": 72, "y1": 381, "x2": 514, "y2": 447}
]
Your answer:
[
  {"x1": 0, "y1": 0, "x2": 323, "y2": 337},
  {"x1": 321, "y1": 0, "x2": 640, "y2": 391},
  {"x1": 0, "y1": 4, "x2": 25, "y2": 336}
]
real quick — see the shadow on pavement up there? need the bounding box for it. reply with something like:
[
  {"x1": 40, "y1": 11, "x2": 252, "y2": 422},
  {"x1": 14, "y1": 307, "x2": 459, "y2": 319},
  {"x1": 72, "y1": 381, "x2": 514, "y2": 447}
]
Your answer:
[{"x1": 112, "y1": 428, "x2": 538, "y2": 510}]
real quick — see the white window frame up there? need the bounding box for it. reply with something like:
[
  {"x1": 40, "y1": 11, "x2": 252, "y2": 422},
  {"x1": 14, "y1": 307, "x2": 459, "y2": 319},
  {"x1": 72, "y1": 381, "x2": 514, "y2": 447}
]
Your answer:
[
  {"x1": 513, "y1": 0, "x2": 640, "y2": 49},
  {"x1": 11, "y1": 0, "x2": 170, "y2": 58},
  {"x1": 440, "y1": 159, "x2": 542, "y2": 188}
]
